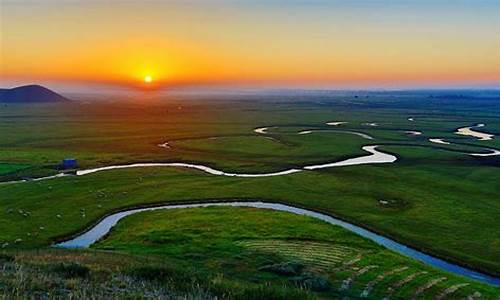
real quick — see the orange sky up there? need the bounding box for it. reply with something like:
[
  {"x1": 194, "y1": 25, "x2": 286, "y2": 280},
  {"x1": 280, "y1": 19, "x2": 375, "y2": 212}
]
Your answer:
[{"x1": 1, "y1": 1, "x2": 500, "y2": 89}]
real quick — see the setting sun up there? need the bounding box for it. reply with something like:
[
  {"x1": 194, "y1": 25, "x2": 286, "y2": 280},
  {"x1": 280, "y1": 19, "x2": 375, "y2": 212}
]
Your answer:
[{"x1": 144, "y1": 75, "x2": 152, "y2": 83}]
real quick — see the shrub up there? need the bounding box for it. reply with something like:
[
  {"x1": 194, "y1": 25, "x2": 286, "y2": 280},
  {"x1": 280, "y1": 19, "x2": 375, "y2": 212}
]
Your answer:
[
  {"x1": 290, "y1": 272, "x2": 331, "y2": 292},
  {"x1": 259, "y1": 261, "x2": 305, "y2": 276},
  {"x1": 0, "y1": 253, "x2": 15, "y2": 262},
  {"x1": 124, "y1": 265, "x2": 178, "y2": 281},
  {"x1": 52, "y1": 262, "x2": 90, "y2": 278},
  {"x1": 235, "y1": 284, "x2": 315, "y2": 300}
]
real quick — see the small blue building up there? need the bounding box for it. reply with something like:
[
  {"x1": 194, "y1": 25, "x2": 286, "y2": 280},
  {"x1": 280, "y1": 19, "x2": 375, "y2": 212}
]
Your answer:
[{"x1": 61, "y1": 158, "x2": 78, "y2": 169}]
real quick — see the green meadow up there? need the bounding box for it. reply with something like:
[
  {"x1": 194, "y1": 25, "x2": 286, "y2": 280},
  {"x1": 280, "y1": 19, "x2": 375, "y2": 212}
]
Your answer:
[
  {"x1": 0, "y1": 96, "x2": 499, "y2": 298},
  {"x1": 92, "y1": 206, "x2": 499, "y2": 299}
]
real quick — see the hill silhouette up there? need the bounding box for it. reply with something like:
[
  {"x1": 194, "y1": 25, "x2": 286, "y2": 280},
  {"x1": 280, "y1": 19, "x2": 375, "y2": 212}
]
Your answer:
[{"x1": 0, "y1": 85, "x2": 69, "y2": 103}]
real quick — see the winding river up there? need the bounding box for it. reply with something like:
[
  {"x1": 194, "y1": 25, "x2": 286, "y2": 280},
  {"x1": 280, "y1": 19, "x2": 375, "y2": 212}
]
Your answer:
[
  {"x1": 254, "y1": 127, "x2": 271, "y2": 134},
  {"x1": 405, "y1": 130, "x2": 422, "y2": 136},
  {"x1": 0, "y1": 145, "x2": 396, "y2": 185},
  {"x1": 304, "y1": 146, "x2": 395, "y2": 169},
  {"x1": 0, "y1": 145, "x2": 397, "y2": 185},
  {"x1": 455, "y1": 124, "x2": 494, "y2": 141},
  {"x1": 55, "y1": 201, "x2": 500, "y2": 286},
  {"x1": 326, "y1": 121, "x2": 347, "y2": 126},
  {"x1": 77, "y1": 146, "x2": 393, "y2": 176},
  {"x1": 427, "y1": 138, "x2": 500, "y2": 156},
  {"x1": 429, "y1": 138, "x2": 450, "y2": 145},
  {"x1": 297, "y1": 130, "x2": 374, "y2": 140}
]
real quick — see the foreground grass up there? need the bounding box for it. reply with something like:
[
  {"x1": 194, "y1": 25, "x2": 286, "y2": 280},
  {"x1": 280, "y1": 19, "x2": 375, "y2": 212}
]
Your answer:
[
  {"x1": 94, "y1": 207, "x2": 500, "y2": 298},
  {"x1": 0, "y1": 250, "x2": 313, "y2": 299},
  {"x1": 95, "y1": 207, "x2": 500, "y2": 299},
  {"x1": 1, "y1": 207, "x2": 498, "y2": 299}
]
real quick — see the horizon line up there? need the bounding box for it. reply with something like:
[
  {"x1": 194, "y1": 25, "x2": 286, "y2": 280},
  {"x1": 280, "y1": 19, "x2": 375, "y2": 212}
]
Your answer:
[{"x1": 2, "y1": 81, "x2": 500, "y2": 95}]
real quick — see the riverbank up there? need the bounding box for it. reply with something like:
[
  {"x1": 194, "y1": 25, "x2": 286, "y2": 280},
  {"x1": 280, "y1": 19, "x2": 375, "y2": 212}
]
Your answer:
[{"x1": 56, "y1": 201, "x2": 500, "y2": 285}]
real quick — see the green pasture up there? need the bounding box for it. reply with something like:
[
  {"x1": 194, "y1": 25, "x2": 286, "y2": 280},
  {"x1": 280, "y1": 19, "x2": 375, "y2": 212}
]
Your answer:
[
  {"x1": 0, "y1": 97, "x2": 498, "y2": 298},
  {"x1": 92, "y1": 206, "x2": 499, "y2": 298}
]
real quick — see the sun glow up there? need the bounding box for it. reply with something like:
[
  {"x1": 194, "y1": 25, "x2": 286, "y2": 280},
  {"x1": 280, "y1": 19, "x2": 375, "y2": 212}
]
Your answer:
[{"x1": 3, "y1": 2, "x2": 500, "y2": 88}]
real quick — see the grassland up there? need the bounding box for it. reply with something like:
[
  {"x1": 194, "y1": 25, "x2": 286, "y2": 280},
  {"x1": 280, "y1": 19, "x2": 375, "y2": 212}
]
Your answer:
[
  {"x1": 92, "y1": 206, "x2": 499, "y2": 298},
  {"x1": 0, "y1": 163, "x2": 31, "y2": 175},
  {"x1": 0, "y1": 95, "x2": 499, "y2": 297},
  {"x1": 0, "y1": 249, "x2": 315, "y2": 299},
  {"x1": 1, "y1": 207, "x2": 498, "y2": 299}
]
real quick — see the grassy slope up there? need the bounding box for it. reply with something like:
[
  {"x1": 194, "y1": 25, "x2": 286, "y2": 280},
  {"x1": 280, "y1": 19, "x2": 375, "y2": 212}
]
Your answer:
[
  {"x1": 92, "y1": 206, "x2": 499, "y2": 299},
  {"x1": 0, "y1": 249, "x2": 316, "y2": 299}
]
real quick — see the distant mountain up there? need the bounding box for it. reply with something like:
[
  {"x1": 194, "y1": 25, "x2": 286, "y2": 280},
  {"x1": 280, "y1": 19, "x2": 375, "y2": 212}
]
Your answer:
[{"x1": 0, "y1": 85, "x2": 70, "y2": 103}]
